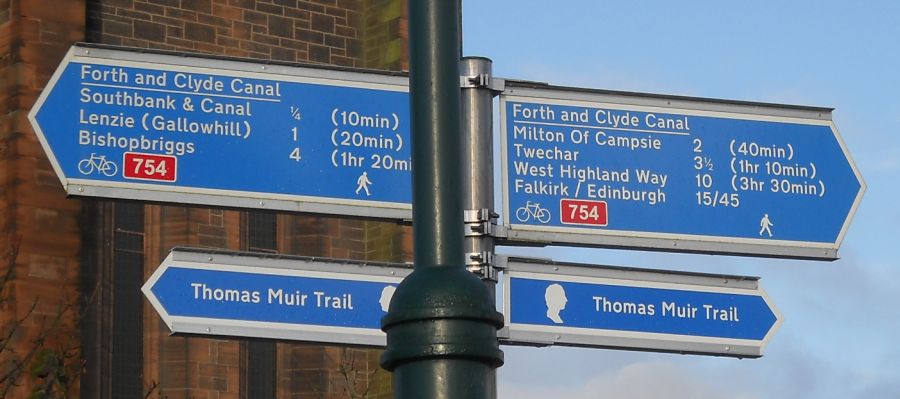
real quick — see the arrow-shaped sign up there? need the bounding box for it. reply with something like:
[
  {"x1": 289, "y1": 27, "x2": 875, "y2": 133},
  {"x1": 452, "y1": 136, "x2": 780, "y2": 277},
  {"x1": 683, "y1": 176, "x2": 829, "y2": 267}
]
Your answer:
[
  {"x1": 500, "y1": 257, "x2": 782, "y2": 357},
  {"x1": 142, "y1": 248, "x2": 409, "y2": 347},
  {"x1": 28, "y1": 45, "x2": 412, "y2": 219},
  {"x1": 500, "y1": 82, "x2": 866, "y2": 259}
]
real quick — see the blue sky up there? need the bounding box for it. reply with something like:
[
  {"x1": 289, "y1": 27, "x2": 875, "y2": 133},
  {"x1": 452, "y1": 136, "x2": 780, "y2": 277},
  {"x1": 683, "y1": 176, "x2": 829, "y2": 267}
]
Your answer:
[{"x1": 463, "y1": 1, "x2": 899, "y2": 397}]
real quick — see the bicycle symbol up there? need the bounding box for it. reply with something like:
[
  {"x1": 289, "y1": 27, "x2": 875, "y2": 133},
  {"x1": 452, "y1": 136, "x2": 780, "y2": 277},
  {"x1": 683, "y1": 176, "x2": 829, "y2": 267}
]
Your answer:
[
  {"x1": 77, "y1": 153, "x2": 118, "y2": 177},
  {"x1": 515, "y1": 201, "x2": 551, "y2": 224}
]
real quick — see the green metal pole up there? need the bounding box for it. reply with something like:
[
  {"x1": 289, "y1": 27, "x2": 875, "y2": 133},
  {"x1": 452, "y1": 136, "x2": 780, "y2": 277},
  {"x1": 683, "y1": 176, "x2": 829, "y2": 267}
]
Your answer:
[{"x1": 380, "y1": 1, "x2": 504, "y2": 398}]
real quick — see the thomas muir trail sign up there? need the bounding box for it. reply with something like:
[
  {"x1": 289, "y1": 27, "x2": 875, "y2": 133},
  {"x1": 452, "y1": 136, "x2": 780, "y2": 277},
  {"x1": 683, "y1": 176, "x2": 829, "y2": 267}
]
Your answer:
[
  {"x1": 142, "y1": 248, "x2": 410, "y2": 347},
  {"x1": 500, "y1": 257, "x2": 782, "y2": 357}
]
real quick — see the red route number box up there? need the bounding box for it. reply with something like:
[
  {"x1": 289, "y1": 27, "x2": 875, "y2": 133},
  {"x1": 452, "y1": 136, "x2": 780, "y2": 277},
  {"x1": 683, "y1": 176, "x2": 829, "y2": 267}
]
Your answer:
[
  {"x1": 560, "y1": 199, "x2": 608, "y2": 226},
  {"x1": 123, "y1": 152, "x2": 177, "y2": 182}
]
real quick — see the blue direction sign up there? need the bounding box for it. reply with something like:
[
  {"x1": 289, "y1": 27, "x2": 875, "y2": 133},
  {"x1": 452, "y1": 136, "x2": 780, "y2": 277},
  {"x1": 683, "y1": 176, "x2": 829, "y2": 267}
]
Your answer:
[
  {"x1": 500, "y1": 258, "x2": 782, "y2": 357},
  {"x1": 142, "y1": 248, "x2": 409, "y2": 347},
  {"x1": 28, "y1": 45, "x2": 411, "y2": 219},
  {"x1": 500, "y1": 83, "x2": 865, "y2": 259}
]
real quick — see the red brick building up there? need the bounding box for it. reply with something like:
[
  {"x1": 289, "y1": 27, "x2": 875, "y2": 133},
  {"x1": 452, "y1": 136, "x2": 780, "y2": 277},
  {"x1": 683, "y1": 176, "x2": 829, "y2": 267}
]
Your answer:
[{"x1": 1, "y1": 1, "x2": 409, "y2": 397}]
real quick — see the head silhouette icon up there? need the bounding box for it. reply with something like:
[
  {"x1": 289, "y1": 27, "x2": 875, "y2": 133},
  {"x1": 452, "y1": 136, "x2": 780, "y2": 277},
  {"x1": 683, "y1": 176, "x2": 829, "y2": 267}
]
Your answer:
[
  {"x1": 379, "y1": 285, "x2": 396, "y2": 312},
  {"x1": 544, "y1": 283, "x2": 568, "y2": 324}
]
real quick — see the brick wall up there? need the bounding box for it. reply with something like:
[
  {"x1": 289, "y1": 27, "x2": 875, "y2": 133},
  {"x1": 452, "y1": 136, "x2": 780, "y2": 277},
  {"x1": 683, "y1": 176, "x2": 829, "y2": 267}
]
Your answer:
[
  {"x1": 0, "y1": 0, "x2": 86, "y2": 397},
  {"x1": 87, "y1": 0, "x2": 364, "y2": 66},
  {"x1": 361, "y1": 0, "x2": 407, "y2": 71}
]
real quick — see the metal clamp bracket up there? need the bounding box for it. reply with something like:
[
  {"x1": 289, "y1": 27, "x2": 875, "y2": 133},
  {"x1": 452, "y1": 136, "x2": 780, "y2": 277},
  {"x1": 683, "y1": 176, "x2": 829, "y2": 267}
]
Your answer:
[
  {"x1": 460, "y1": 74, "x2": 506, "y2": 93},
  {"x1": 466, "y1": 251, "x2": 498, "y2": 281},
  {"x1": 464, "y1": 208, "x2": 499, "y2": 237}
]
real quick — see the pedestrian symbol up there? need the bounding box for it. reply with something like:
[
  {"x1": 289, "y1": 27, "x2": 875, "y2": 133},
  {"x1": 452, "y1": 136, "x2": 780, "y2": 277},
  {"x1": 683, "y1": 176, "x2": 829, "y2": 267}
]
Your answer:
[
  {"x1": 356, "y1": 171, "x2": 373, "y2": 196},
  {"x1": 759, "y1": 214, "x2": 774, "y2": 237}
]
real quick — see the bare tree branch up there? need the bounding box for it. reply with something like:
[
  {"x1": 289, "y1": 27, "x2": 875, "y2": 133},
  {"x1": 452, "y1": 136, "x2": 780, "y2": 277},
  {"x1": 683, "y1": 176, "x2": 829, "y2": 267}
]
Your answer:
[
  {"x1": 0, "y1": 236, "x2": 81, "y2": 398},
  {"x1": 143, "y1": 380, "x2": 159, "y2": 399},
  {"x1": 336, "y1": 347, "x2": 379, "y2": 399}
]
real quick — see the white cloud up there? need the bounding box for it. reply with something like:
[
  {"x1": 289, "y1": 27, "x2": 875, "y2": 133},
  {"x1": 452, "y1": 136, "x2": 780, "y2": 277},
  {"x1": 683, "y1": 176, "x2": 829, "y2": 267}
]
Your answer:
[{"x1": 866, "y1": 153, "x2": 899, "y2": 172}]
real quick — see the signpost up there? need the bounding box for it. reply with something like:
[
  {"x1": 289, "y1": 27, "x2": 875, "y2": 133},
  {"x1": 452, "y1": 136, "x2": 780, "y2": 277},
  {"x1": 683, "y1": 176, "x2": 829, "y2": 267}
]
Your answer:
[
  {"x1": 500, "y1": 82, "x2": 865, "y2": 259},
  {"x1": 28, "y1": 45, "x2": 412, "y2": 219},
  {"x1": 142, "y1": 248, "x2": 410, "y2": 347},
  {"x1": 500, "y1": 257, "x2": 782, "y2": 357},
  {"x1": 15, "y1": 1, "x2": 874, "y2": 394},
  {"x1": 31, "y1": 41, "x2": 865, "y2": 398}
]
